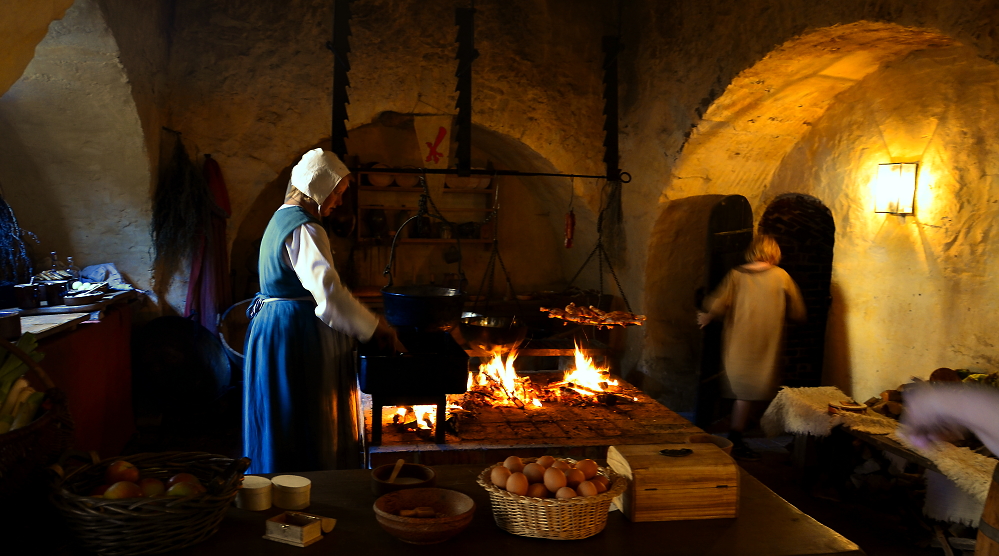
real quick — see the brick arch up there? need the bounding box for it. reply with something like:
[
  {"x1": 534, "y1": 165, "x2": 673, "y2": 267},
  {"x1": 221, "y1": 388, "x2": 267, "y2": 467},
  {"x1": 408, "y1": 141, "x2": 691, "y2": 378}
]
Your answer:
[{"x1": 759, "y1": 194, "x2": 835, "y2": 387}]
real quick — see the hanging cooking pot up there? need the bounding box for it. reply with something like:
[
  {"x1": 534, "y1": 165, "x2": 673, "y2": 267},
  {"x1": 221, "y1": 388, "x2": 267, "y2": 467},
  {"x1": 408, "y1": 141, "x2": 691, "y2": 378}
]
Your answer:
[{"x1": 381, "y1": 211, "x2": 466, "y2": 333}]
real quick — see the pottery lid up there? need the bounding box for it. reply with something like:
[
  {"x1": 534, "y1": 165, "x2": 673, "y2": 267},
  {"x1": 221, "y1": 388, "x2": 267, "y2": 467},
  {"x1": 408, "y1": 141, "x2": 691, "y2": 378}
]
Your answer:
[{"x1": 272, "y1": 475, "x2": 312, "y2": 492}]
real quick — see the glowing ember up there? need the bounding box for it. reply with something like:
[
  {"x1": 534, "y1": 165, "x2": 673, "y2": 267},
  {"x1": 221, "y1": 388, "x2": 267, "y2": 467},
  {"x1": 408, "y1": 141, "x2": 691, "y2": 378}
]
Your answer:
[{"x1": 379, "y1": 343, "x2": 627, "y2": 438}]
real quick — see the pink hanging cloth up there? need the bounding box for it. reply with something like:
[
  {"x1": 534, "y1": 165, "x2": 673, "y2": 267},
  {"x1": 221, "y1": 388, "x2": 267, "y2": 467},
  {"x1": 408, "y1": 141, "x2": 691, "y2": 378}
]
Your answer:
[{"x1": 185, "y1": 155, "x2": 232, "y2": 334}]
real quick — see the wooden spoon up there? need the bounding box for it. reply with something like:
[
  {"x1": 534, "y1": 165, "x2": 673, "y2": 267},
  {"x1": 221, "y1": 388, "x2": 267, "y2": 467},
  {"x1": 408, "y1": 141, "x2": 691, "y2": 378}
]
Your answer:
[{"x1": 387, "y1": 458, "x2": 405, "y2": 484}]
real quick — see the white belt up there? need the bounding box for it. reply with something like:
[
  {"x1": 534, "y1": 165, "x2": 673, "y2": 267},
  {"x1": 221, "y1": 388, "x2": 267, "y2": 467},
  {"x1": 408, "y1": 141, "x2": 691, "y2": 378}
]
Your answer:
[{"x1": 263, "y1": 296, "x2": 313, "y2": 303}]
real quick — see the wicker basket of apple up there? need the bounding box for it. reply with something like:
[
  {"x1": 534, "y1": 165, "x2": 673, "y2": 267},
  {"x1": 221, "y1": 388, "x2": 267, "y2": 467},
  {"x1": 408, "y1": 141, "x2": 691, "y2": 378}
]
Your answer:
[{"x1": 51, "y1": 451, "x2": 250, "y2": 556}]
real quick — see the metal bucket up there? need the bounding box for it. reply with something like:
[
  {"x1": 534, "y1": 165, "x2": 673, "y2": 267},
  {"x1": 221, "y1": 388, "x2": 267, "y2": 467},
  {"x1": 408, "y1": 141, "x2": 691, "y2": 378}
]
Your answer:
[{"x1": 381, "y1": 285, "x2": 465, "y2": 333}]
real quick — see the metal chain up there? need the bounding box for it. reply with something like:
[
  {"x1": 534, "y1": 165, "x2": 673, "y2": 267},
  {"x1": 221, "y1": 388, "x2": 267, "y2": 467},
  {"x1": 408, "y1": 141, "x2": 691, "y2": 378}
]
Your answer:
[{"x1": 564, "y1": 179, "x2": 633, "y2": 312}]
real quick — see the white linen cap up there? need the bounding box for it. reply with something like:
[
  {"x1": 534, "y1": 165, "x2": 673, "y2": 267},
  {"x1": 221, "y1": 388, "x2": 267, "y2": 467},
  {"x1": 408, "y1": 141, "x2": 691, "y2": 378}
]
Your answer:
[{"x1": 289, "y1": 148, "x2": 350, "y2": 206}]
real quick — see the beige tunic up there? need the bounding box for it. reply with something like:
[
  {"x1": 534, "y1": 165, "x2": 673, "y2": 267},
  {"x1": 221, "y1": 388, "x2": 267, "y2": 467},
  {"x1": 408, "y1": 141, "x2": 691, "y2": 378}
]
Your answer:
[{"x1": 705, "y1": 266, "x2": 806, "y2": 401}]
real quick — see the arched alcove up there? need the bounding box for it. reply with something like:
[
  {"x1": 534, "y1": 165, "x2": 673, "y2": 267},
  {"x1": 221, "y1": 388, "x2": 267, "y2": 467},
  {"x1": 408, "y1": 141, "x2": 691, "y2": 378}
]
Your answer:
[
  {"x1": 0, "y1": 0, "x2": 154, "y2": 294},
  {"x1": 759, "y1": 194, "x2": 835, "y2": 388},
  {"x1": 646, "y1": 20, "x2": 999, "y2": 404},
  {"x1": 231, "y1": 115, "x2": 598, "y2": 302}
]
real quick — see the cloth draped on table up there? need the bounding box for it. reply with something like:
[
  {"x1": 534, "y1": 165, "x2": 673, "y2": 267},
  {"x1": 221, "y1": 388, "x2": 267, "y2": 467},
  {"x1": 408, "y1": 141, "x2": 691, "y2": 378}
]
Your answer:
[
  {"x1": 762, "y1": 385, "x2": 998, "y2": 525},
  {"x1": 243, "y1": 205, "x2": 370, "y2": 473},
  {"x1": 184, "y1": 155, "x2": 232, "y2": 335}
]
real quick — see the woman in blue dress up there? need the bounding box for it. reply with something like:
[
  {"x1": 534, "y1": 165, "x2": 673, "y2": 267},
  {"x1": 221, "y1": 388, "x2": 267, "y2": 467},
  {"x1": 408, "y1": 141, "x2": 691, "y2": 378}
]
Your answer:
[{"x1": 243, "y1": 148, "x2": 399, "y2": 473}]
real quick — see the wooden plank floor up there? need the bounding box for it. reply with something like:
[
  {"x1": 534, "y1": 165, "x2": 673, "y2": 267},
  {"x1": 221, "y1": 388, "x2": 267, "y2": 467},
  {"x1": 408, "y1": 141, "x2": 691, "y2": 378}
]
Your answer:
[{"x1": 363, "y1": 373, "x2": 702, "y2": 467}]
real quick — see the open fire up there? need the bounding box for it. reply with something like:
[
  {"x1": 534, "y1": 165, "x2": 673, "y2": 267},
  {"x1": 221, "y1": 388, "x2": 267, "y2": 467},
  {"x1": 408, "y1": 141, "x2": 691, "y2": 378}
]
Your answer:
[{"x1": 381, "y1": 342, "x2": 633, "y2": 436}]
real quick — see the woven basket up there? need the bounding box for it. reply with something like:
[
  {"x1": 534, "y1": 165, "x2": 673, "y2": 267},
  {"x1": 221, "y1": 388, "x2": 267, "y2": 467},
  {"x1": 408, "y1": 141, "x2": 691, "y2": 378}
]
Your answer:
[
  {"x1": 51, "y1": 451, "x2": 249, "y2": 556},
  {"x1": 0, "y1": 336, "x2": 74, "y2": 499},
  {"x1": 476, "y1": 458, "x2": 627, "y2": 540}
]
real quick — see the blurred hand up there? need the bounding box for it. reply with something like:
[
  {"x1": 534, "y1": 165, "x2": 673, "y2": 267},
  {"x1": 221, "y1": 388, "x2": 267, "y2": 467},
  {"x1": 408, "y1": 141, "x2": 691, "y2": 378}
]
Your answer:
[
  {"x1": 371, "y1": 316, "x2": 407, "y2": 353},
  {"x1": 696, "y1": 312, "x2": 712, "y2": 328}
]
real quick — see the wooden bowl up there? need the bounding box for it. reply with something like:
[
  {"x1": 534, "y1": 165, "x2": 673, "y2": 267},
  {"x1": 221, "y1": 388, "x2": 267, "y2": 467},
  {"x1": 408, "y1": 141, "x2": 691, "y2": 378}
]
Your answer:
[
  {"x1": 373, "y1": 488, "x2": 475, "y2": 544},
  {"x1": 368, "y1": 163, "x2": 394, "y2": 187},
  {"x1": 63, "y1": 293, "x2": 105, "y2": 306},
  {"x1": 370, "y1": 463, "x2": 436, "y2": 496}
]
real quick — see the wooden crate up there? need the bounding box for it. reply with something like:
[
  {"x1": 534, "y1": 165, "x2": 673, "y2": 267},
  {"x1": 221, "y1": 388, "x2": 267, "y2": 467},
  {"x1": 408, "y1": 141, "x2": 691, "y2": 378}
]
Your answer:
[{"x1": 607, "y1": 443, "x2": 739, "y2": 522}]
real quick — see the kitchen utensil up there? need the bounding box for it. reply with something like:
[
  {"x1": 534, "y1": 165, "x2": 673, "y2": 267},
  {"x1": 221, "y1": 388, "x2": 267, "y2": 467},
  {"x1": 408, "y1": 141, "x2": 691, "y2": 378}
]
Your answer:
[
  {"x1": 388, "y1": 459, "x2": 405, "y2": 483},
  {"x1": 455, "y1": 313, "x2": 527, "y2": 352},
  {"x1": 371, "y1": 462, "x2": 436, "y2": 496}
]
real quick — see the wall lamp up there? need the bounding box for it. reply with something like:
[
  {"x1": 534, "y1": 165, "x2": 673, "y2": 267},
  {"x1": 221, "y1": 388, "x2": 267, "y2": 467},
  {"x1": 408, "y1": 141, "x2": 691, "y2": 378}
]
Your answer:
[{"x1": 875, "y1": 162, "x2": 917, "y2": 215}]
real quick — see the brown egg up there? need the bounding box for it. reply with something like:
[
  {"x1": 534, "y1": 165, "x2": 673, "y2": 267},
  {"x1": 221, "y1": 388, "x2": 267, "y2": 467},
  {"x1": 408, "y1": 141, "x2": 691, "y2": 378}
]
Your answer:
[
  {"x1": 523, "y1": 462, "x2": 546, "y2": 484},
  {"x1": 555, "y1": 486, "x2": 578, "y2": 499},
  {"x1": 506, "y1": 472, "x2": 529, "y2": 495},
  {"x1": 577, "y1": 480, "x2": 598, "y2": 497},
  {"x1": 574, "y1": 459, "x2": 599, "y2": 480},
  {"x1": 566, "y1": 468, "x2": 586, "y2": 489},
  {"x1": 503, "y1": 455, "x2": 524, "y2": 473},
  {"x1": 527, "y1": 482, "x2": 549, "y2": 498},
  {"x1": 591, "y1": 475, "x2": 609, "y2": 493},
  {"x1": 551, "y1": 460, "x2": 571, "y2": 471},
  {"x1": 491, "y1": 465, "x2": 511, "y2": 488},
  {"x1": 536, "y1": 455, "x2": 556, "y2": 468},
  {"x1": 543, "y1": 467, "x2": 567, "y2": 493}
]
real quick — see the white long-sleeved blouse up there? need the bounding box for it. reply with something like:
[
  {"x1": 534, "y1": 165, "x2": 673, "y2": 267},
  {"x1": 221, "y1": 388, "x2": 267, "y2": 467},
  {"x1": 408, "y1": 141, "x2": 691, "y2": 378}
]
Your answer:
[{"x1": 278, "y1": 205, "x2": 378, "y2": 341}]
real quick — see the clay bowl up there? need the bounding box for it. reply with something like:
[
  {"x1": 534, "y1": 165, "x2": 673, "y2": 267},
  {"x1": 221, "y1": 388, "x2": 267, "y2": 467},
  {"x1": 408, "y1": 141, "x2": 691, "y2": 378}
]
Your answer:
[
  {"x1": 371, "y1": 462, "x2": 436, "y2": 497},
  {"x1": 687, "y1": 433, "x2": 734, "y2": 455},
  {"x1": 373, "y1": 488, "x2": 475, "y2": 544}
]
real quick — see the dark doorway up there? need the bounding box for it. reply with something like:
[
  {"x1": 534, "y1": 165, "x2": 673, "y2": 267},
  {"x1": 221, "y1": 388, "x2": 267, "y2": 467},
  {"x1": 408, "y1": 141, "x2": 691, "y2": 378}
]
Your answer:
[
  {"x1": 759, "y1": 194, "x2": 835, "y2": 387},
  {"x1": 695, "y1": 195, "x2": 753, "y2": 428}
]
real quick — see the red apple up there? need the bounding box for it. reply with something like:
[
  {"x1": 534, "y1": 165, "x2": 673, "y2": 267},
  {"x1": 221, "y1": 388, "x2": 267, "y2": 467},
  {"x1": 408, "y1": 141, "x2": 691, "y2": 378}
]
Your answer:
[
  {"x1": 105, "y1": 460, "x2": 139, "y2": 484},
  {"x1": 166, "y1": 473, "x2": 201, "y2": 488},
  {"x1": 104, "y1": 481, "x2": 142, "y2": 499},
  {"x1": 165, "y1": 481, "x2": 206, "y2": 498},
  {"x1": 89, "y1": 484, "x2": 111, "y2": 497},
  {"x1": 138, "y1": 478, "x2": 165, "y2": 497}
]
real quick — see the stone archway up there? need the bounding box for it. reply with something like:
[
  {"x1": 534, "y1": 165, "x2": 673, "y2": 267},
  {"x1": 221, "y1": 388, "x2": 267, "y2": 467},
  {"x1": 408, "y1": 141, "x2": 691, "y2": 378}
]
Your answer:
[{"x1": 643, "y1": 20, "x2": 999, "y2": 405}]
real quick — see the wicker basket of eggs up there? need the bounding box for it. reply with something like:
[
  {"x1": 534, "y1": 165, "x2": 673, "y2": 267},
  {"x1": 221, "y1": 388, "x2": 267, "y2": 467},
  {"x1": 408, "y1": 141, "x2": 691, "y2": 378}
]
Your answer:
[{"x1": 476, "y1": 455, "x2": 627, "y2": 540}]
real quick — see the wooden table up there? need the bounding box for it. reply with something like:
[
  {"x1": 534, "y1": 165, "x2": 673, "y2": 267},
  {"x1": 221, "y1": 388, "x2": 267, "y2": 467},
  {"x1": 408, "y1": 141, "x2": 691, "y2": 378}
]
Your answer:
[{"x1": 173, "y1": 465, "x2": 864, "y2": 556}]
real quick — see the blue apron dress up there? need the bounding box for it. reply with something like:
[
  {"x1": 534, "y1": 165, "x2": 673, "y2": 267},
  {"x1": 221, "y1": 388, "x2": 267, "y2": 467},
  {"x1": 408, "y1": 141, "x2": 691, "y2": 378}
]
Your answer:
[{"x1": 243, "y1": 206, "x2": 361, "y2": 473}]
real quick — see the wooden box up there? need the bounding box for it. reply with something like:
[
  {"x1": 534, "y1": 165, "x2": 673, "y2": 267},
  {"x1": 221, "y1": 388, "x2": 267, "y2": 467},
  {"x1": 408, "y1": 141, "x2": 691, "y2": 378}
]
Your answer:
[{"x1": 607, "y1": 443, "x2": 739, "y2": 522}]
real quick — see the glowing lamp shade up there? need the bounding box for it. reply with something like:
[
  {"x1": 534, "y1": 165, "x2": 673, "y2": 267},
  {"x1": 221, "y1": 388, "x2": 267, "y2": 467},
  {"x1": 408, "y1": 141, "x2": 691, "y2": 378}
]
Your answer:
[{"x1": 875, "y1": 162, "x2": 917, "y2": 215}]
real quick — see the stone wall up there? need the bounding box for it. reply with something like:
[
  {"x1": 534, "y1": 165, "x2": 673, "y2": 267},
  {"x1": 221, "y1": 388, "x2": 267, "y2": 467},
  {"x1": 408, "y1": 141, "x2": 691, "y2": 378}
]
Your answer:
[
  {"x1": 5, "y1": 0, "x2": 999, "y2": 409},
  {"x1": 0, "y1": 0, "x2": 156, "y2": 302},
  {"x1": 0, "y1": 0, "x2": 74, "y2": 97},
  {"x1": 637, "y1": 12, "x2": 999, "y2": 407}
]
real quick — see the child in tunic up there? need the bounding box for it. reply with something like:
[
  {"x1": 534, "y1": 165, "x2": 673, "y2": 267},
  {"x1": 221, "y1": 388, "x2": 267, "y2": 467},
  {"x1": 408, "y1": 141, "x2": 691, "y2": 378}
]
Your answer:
[{"x1": 698, "y1": 235, "x2": 805, "y2": 459}]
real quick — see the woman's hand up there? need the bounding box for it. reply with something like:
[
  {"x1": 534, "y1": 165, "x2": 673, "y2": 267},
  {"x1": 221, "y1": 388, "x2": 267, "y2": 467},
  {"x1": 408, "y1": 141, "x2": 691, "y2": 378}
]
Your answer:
[
  {"x1": 371, "y1": 316, "x2": 407, "y2": 353},
  {"x1": 696, "y1": 312, "x2": 712, "y2": 328}
]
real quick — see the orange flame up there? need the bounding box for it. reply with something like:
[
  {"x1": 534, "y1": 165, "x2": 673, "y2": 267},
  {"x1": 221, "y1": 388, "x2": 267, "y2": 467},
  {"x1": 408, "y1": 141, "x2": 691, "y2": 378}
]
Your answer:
[
  {"x1": 471, "y1": 348, "x2": 543, "y2": 407},
  {"x1": 550, "y1": 341, "x2": 618, "y2": 398}
]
